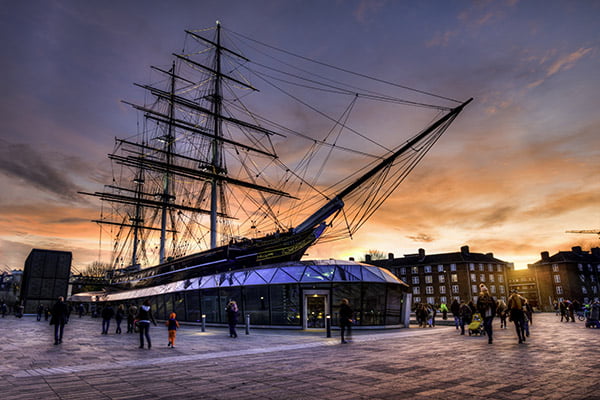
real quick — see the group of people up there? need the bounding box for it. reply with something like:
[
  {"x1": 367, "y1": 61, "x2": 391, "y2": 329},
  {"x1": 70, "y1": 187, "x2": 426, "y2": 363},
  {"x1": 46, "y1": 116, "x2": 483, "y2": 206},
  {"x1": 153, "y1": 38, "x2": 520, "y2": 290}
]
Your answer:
[
  {"x1": 448, "y1": 284, "x2": 533, "y2": 344},
  {"x1": 556, "y1": 298, "x2": 581, "y2": 322}
]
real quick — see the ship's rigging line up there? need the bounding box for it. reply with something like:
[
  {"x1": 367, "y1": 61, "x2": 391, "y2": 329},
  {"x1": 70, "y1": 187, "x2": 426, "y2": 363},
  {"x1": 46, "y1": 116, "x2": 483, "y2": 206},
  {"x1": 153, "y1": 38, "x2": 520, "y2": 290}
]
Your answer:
[{"x1": 223, "y1": 26, "x2": 461, "y2": 104}]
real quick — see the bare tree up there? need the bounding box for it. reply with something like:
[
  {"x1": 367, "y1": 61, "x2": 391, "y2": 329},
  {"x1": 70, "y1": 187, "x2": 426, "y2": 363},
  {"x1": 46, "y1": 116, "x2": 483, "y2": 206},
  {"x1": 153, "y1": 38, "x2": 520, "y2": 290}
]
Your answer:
[{"x1": 82, "y1": 261, "x2": 113, "y2": 278}]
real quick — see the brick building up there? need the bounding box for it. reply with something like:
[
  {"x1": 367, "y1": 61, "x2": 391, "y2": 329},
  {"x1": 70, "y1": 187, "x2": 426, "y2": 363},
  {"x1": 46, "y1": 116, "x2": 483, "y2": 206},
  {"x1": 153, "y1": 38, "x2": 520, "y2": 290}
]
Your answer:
[
  {"x1": 527, "y1": 246, "x2": 600, "y2": 311},
  {"x1": 368, "y1": 246, "x2": 512, "y2": 307},
  {"x1": 506, "y1": 267, "x2": 540, "y2": 309}
]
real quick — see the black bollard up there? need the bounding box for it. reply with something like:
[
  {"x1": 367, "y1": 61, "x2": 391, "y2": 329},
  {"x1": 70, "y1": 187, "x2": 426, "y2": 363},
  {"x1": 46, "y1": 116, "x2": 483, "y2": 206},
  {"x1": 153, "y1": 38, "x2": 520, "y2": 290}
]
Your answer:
[
  {"x1": 245, "y1": 313, "x2": 250, "y2": 335},
  {"x1": 201, "y1": 314, "x2": 206, "y2": 332},
  {"x1": 326, "y1": 314, "x2": 331, "y2": 338}
]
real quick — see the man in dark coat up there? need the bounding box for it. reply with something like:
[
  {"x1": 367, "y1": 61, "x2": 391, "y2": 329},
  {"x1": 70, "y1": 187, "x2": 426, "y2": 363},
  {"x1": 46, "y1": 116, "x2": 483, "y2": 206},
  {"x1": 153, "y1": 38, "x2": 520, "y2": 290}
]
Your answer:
[
  {"x1": 50, "y1": 296, "x2": 69, "y2": 345},
  {"x1": 339, "y1": 298, "x2": 354, "y2": 344}
]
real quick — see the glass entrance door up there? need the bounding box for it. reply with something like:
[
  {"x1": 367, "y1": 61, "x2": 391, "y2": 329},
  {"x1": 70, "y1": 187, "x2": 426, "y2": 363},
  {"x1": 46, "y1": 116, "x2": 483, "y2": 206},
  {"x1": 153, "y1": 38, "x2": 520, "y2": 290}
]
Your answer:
[{"x1": 303, "y1": 290, "x2": 329, "y2": 329}]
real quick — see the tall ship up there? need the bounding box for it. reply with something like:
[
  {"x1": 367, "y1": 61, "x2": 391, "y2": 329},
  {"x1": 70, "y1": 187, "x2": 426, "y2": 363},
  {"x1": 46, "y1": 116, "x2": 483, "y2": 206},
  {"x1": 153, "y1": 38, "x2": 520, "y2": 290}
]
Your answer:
[{"x1": 80, "y1": 22, "x2": 471, "y2": 292}]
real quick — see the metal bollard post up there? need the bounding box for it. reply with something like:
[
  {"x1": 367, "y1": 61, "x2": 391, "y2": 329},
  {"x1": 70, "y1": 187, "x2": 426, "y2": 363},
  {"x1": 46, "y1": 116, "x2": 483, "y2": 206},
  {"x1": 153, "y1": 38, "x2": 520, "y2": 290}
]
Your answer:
[
  {"x1": 245, "y1": 313, "x2": 250, "y2": 335},
  {"x1": 326, "y1": 314, "x2": 331, "y2": 338},
  {"x1": 201, "y1": 314, "x2": 206, "y2": 332}
]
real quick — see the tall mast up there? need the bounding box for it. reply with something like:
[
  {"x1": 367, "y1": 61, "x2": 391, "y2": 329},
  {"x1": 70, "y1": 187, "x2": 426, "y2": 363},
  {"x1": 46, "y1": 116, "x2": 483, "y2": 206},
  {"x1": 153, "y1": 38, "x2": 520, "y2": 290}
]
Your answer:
[
  {"x1": 159, "y1": 62, "x2": 176, "y2": 263},
  {"x1": 210, "y1": 21, "x2": 223, "y2": 249}
]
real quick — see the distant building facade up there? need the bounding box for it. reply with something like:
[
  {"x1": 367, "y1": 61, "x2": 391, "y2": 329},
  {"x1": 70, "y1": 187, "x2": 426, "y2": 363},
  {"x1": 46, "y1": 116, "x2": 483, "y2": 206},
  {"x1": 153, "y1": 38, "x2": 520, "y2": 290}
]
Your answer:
[
  {"x1": 506, "y1": 267, "x2": 540, "y2": 309},
  {"x1": 368, "y1": 246, "x2": 512, "y2": 306},
  {"x1": 527, "y1": 246, "x2": 600, "y2": 311},
  {"x1": 0, "y1": 270, "x2": 23, "y2": 307},
  {"x1": 21, "y1": 249, "x2": 72, "y2": 313}
]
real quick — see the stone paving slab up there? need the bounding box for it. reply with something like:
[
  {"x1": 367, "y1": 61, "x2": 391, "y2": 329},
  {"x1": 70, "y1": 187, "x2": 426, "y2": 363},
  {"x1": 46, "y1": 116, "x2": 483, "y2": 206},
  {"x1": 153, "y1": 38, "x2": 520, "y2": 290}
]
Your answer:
[{"x1": 0, "y1": 313, "x2": 599, "y2": 399}]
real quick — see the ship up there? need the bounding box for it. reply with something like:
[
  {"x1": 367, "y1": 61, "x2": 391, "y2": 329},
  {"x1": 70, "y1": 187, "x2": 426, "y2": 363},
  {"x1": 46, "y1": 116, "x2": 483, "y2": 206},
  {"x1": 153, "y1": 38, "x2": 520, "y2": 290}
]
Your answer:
[{"x1": 79, "y1": 22, "x2": 471, "y2": 291}]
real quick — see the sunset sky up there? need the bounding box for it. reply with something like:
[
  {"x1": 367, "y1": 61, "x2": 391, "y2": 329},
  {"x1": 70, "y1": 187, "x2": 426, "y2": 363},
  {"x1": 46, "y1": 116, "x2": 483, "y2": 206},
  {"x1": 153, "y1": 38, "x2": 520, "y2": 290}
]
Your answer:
[{"x1": 1, "y1": 1, "x2": 599, "y2": 273}]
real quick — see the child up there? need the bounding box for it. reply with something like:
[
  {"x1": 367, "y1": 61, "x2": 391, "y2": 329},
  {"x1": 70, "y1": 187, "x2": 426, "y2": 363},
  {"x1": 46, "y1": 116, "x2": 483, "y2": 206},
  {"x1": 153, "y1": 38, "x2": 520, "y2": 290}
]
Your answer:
[{"x1": 166, "y1": 312, "x2": 180, "y2": 348}]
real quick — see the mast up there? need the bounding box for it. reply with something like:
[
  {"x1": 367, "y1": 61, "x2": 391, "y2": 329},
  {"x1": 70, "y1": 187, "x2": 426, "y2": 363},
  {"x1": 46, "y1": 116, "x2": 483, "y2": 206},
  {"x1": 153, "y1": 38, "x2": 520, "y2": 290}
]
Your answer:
[
  {"x1": 210, "y1": 21, "x2": 223, "y2": 249},
  {"x1": 159, "y1": 62, "x2": 177, "y2": 263}
]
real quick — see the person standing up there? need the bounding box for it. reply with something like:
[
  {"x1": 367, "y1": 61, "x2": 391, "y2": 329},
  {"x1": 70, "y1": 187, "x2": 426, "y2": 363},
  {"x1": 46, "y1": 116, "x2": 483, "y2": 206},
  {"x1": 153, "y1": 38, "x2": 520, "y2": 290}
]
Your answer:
[
  {"x1": 507, "y1": 289, "x2": 527, "y2": 343},
  {"x1": 127, "y1": 303, "x2": 138, "y2": 333},
  {"x1": 101, "y1": 303, "x2": 115, "y2": 334},
  {"x1": 226, "y1": 300, "x2": 239, "y2": 338},
  {"x1": 50, "y1": 296, "x2": 69, "y2": 345},
  {"x1": 36, "y1": 304, "x2": 44, "y2": 321},
  {"x1": 115, "y1": 304, "x2": 125, "y2": 334},
  {"x1": 136, "y1": 300, "x2": 156, "y2": 349},
  {"x1": 496, "y1": 299, "x2": 508, "y2": 329},
  {"x1": 339, "y1": 298, "x2": 354, "y2": 344},
  {"x1": 459, "y1": 300, "x2": 472, "y2": 335},
  {"x1": 166, "y1": 312, "x2": 180, "y2": 347},
  {"x1": 476, "y1": 284, "x2": 497, "y2": 344}
]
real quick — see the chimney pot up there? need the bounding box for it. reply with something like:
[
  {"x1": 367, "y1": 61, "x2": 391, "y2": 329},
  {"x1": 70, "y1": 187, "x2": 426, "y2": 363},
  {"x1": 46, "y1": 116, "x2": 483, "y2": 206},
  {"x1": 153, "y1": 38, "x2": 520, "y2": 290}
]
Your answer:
[{"x1": 388, "y1": 253, "x2": 394, "y2": 260}]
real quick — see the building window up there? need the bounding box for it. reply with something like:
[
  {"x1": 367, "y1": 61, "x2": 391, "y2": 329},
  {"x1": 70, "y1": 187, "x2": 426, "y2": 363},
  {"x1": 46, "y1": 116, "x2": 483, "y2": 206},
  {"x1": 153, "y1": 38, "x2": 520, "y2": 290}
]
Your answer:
[
  {"x1": 588, "y1": 264, "x2": 593, "y2": 272},
  {"x1": 470, "y1": 273, "x2": 476, "y2": 282},
  {"x1": 580, "y1": 274, "x2": 586, "y2": 282},
  {"x1": 469, "y1": 263, "x2": 475, "y2": 271},
  {"x1": 593, "y1": 286, "x2": 598, "y2": 294},
  {"x1": 437, "y1": 265, "x2": 444, "y2": 272},
  {"x1": 439, "y1": 286, "x2": 446, "y2": 294},
  {"x1": 452, "y1": 285, "x2": 459, "y2": 294},
  {"x1": 426, "y1": 286, "x2": 434, "y2": 294},
  {"x1": 425, "y1": 275, "x2": 433, "y2": 284},
  {"x1": 478, "y1": 264, "x2": 484, "y2": 271},
  {"x1": 440, "y1": 296, "x2": 447, "y2": 304},
  {"x1": 450, "y1": 264, "x2": 456, "y2": 271},
  {"x1": 578, "y1": 264, "x2": 583, "y2": 271},
  {"x1": 554, "y1": 275, "x2": 561, "y2": 283},
  {"x1": 498, "y1": 275, "x2": 504, "y2": 283},
  {"x1": 426, "y1": 297, "x2": 435, "y2": 305},
  {"x1": 399, "y1": 267, "x2": 406, "y2": 275},
  {"x1": 472, "y1": 285, "x2": 478, "y2": 293},
  {"x1": 411, "y1": 266, "x2": 418, "y2": 274},
  {"x1": 556, "y1": 286, "x2": 563, "y2": 294},
  {"x1": 552, "y1": 264, "x2": 559, "y2": 272},
  {"x1": 489, "y1": 275, "x2": 495, "y2": 283},
  {"x1": 413, "y1": 287, "x2": 420, "y2": 295},
  {"x1": 412, "y1": 276, "x2": 420, "y2": 285},
  {"x1": 499, "y1": 286, "x2": 505, "y2": 294},
  {"x1": 451, "y1": 274, "x2": 458, "y2": 283},
  {"x1": 439, "y1": 275, "x2": 446, "y2": 283},
  {"x1": 497, "y1": 265, "x2": 503, "y2": 272},
  {"x1": 490, "y1": 285, "x2": 496, "y2": 294},
  {"x1": 488, "y1": 264, "x2": 494, "y2": 272},
  {"x1": 582, "y1": 287, "x2": 588, "y2": 295},
  {"x1": 597, "y1": 265, "x2": 600, "y2": 272},
  {"x1": 480, "y1": 274, "x2": 485, "y2": 282},
  {"x1": 424, "y1": 265, "x2": 432, "y2": 273}
]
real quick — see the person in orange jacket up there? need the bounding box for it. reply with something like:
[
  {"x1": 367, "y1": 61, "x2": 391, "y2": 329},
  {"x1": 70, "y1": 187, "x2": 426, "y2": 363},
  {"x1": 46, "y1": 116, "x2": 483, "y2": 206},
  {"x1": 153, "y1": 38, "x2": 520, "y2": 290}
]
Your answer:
[{"x1": 166, "y1": 312, "x2": 180, "y2": 348}]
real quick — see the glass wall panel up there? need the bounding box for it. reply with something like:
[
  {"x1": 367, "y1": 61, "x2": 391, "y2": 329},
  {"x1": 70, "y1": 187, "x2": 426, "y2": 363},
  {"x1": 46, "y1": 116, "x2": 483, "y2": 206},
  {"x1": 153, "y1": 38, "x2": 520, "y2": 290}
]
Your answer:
[
  {"x1": 185, "y1": 291, "x2": 201, "y2": 322},
  {"x1": 172, "y1": 292, "x2": 186, "y2": 320},
  {"x1": 362, "y1": 284, "x2": 386, "y2": 325},
  {"x1": 385, "y1": 284, "x2": 403, "y2": 325},
  {"x1": 154, "y1": 295, "x2": 166, "y2": 320},
  {"x1": 332, "y1": 283, "x2": 361, "y2": 326},
  {"x1": 164, "y1": 294, "x2": 173, "y2": 318},
  {"x1": 270, "y1": 284, "x2": 301, "y2": 326},
  {"x1": 243, "y1": 285, "x2": 270, "y2": 325},
  {"x1": 201, "y1": 288, "x2": 220, "y2": 323}
]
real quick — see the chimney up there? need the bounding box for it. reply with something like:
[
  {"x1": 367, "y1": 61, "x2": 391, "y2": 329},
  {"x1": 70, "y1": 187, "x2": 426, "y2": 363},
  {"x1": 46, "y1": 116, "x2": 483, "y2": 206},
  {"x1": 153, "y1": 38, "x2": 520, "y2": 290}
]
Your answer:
[
  {"x1": 388, "y1": 253, "x2": 394, "y2": 260},
  {"x1": 365, "y1": 254, "x2": 372, "y2": 263},
  {"x1": 572, "y1": 246, "x2": 582, "y2": 254},
  {"x1": 541, "y1": 251, "x2": 550, "y2": 262},
  {"x1": 349, "y1": 257, "x2": 355, "y2": 261},
  {"x1": 486, "y1": 253, "x2": 494, "y2": 258},
  {"x1": 418, "y1": 248, "x2": 425, "y2": 260},
  {"x1": 461, "y1": 245, "x2": 470, "y2": 256}
]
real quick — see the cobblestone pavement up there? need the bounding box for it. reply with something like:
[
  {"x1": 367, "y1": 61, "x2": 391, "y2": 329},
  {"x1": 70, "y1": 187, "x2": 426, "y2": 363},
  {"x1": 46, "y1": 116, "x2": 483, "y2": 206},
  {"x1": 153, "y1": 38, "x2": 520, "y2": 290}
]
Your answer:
[{"x1": 0, "y1": 313, "x2": 598, "y2": 399}]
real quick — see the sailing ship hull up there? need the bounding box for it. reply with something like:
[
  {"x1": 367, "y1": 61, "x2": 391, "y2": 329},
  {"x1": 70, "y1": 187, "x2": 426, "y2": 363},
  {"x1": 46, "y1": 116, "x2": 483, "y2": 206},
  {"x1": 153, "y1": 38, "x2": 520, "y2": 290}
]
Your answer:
[{"x1": 110, "y1": 223, "x2": 327, "y2": 290}]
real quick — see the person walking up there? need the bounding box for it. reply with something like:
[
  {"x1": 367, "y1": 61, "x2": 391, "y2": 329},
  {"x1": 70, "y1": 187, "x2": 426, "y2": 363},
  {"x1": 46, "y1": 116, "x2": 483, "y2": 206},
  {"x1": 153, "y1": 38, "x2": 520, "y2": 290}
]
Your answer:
[
  {"x1": 507, "y1": 289, "x2": 527, "y2": 343},
  {"x1": 496, "y1": 299, "x2": 508, "y2": 329},
  {"x1": 101, "y1": 303, "x2": 115, "y2": 334},
  {"x1": 476, "y1": 284, "x2": 497, "y2": 344},
  {"x1": 136, "y1": 300, "x2": 157, "y2": 349},
  {"x1": 115, "y1": 304, "x2": 125, "y2": 334},
  {"x1": 339, "y1": 298, "x2": 354, "y2": 344},
  {"x1": 226, "y1": 300, "x2": 239, "y2": 338},
  {"x1": 459, "y1": 300, "x2": 472, "y2": 335},
  {"x1": 450, "y1": 299, "x2": 460, "y2": 331},
  {"x1": 50, "y1": 296, "x2": 69, "y2": 345},
  {"x1": 166, "y1": 312, "x2": 180, "y2": 347},
  {"x1": 440, "y1": 302, "x2": 448, "y2": 321}
]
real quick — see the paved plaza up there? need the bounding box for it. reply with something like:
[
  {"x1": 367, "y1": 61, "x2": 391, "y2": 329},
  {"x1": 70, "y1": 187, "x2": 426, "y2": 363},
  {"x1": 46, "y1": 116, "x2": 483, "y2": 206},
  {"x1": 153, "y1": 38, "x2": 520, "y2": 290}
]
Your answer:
[{"x1": 0, "y1": 312, "x2": 598, "y2": 399}]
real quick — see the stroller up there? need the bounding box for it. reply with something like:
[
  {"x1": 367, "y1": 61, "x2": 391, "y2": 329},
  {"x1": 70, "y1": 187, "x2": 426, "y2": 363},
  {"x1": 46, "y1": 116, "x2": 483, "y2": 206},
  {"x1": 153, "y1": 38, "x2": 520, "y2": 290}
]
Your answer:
[
  {"x1": 468, "y1": 313, "x2": 485, "y2": 336},
  {"x1": 585, "y1": 303, "x2": 600, "y2": 328}
]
